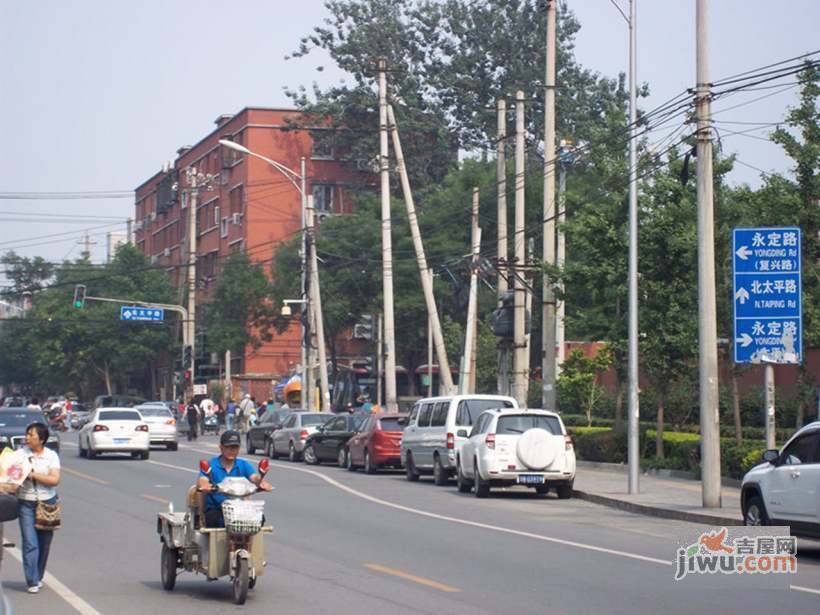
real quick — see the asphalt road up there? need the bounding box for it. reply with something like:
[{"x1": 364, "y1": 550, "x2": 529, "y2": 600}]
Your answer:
[{"x1": 1, "y1": 433, "x2": 819, "y2": 614}]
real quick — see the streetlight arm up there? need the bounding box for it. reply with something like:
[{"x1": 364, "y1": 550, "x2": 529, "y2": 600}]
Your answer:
[{"x1": 218, "y1": 139, "x2": 303, "y2": 195}]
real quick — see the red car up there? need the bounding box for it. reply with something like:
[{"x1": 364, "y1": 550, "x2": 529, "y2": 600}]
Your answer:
[{"x1": 346, "y1": 413, "x2": 408, "y2": 473}]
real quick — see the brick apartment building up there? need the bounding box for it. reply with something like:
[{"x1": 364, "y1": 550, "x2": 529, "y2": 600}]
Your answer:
[{"x1": 134, "y1": 107, "x2": 361, "y2": 387}]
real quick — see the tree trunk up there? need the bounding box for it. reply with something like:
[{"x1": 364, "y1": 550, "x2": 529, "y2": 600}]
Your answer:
[
  {"x1": 731, "y1": 369, "x2": 742, "y2": 445},
  {"x1": 796, "y1": 400, "x2": 805, "y2": 429},
  {"x1": 656, "y1": 391, "x2": 665, "y2": 459},
  {"x1": 104, "y1": 360, "x2": 112, "y2": 395},
  {"x1": 614, "y1": 379, "x2": 625, "y2": 431}
]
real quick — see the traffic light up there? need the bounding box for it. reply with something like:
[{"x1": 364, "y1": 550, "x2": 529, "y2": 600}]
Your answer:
[
  {"x1": 183, "y1": 370, "x2": 191, "y2": 384},
  {"x1": 183, "y1": 346, "x2": 193, "y2": 369},
  {"x1": 72, "y1": 284, "x2": 86, "y2": 309}
]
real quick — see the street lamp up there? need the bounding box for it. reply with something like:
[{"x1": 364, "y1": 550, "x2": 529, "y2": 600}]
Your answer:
[
  {"x1": 280, "y1": 299, "x2": 306, "y2": 318},
  {"x1": 218, "y1": 139, "x2": 331, "y2": 412}
]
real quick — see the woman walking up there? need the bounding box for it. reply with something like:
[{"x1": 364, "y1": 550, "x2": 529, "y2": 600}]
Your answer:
[{"x1": 18, "y1": 422, "x2": 61, "y2": 594}]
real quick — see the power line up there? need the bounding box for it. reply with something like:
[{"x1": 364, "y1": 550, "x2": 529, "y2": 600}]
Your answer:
[{"x1": 0, "y1": 191, "x2": 133, "y2": 200}]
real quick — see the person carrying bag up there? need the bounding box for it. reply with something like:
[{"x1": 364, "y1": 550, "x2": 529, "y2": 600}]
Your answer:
[{"x1": 17, "y1": 422, "x2": 61, "y2": 594}]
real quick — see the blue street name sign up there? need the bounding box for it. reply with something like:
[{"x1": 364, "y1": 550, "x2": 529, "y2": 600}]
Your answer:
[
  {"x1": 120, "y1": 306, "x2": 165, "y2": 322},
  {"x1": 733, "y1": 227, "x2": 801, "y2": 364}
]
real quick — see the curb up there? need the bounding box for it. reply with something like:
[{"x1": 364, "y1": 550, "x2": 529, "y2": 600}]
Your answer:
[
  {"x1": 575, "y1": 460, "x2": 742, "y2": 488},
  {"x1": 573, "y1": 489, "x2": 743, "y2": 526}
]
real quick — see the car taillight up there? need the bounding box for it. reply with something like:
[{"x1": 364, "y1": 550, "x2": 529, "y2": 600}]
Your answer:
[
  {"x1": 166, "y1": 419, "x2": 176, "y2": 426},
  {"x1": 93, "y1": 425, "x2": 109, "y2": 432},
  {"x1": 300, "y1": 430, "x2": 309, "y2": 440},
  {"x1": 136, "y1": 424, "x2": 149, "y2": 432},
  {"x1": 565, "y1": 435, "x2": 573, "y2": 450},
  {"x1": 485, "y1": 433, "x2": 495, "y2": 450},
  {"x1": 446, "y1": 432, "x2": 455, "y2": 449}
]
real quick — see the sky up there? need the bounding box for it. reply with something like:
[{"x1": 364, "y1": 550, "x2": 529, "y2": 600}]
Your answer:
[{"x1": 0, "y1": 0, "x2": 818, "y2": 271}]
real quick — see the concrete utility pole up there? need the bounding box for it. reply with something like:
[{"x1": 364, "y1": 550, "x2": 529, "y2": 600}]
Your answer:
[
  {"x1": 126, "y1": 218, "x2": 133, "y2": 245},
  {"x1": 427, "y1": 270, "x2": 434, "y2": 397},
  {"x1": 765, "y1": 363, "x2": 776, "y2": 449},
  {"x1": 556, "y1": 149, "x2": 567, "y2": 375},
  {"x1": 627, "y1": 0, "x2": 641, "y2": 494},
  {"x1": 512, "y1": 91, "x2": 528, "y2": 407},
  {"x1": 377, "y1": 312, "x2": 384, "y2": 406},
  {"x1": 461, "y1": 188, "x2": 481, "y2": 394},
  {"x1": 696, "y1": 0, "x2": 722, "y2": 508},
  {"x1": 542, "y1": 0, "x2": 558, "y2": 410},
  {"x1": 307, "y1": 194, "x2": 331, "y2": 411},
  {"x1": 300, "y1": 156, "x2": 310, "y2": 412},
  {"x1": 378, "y1": 60, "x2": 398, "y2": 411},
  {"x1": 224, "y1": 349, "x2": 231, "y2": 403},
  {"x1": 386, "y1": 104, "x2": 455, "y2": 395},
  {"x1": 497, "y1": 98, "x2": 510, "y2": 396},
  {"x1": 186, "y1": 168, "x2": 199, "y2": 399}
]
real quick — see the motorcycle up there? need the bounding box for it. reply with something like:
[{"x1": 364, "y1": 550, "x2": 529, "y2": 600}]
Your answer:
[
  {"x1": 157, "y1": 458, "x2": 272, "y2": 604},
  {"x1": 46, "y1": 408, "x2": 68, "y2": 432}
]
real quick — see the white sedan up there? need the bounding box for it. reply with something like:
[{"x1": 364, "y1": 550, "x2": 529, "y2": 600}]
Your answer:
[
  {"x1": 135, "y1": 404, "x2": 179, "y2": 450},
  {"x1": 78, "y1": 407, "x2": 151, "y2": 459}
]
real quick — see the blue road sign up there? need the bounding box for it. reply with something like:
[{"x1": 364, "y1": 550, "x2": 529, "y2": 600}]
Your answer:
[
  {"x1": 733, "y1": 227, "x2": 801, "y2": 364},
  {"x1": 120, "y1": 306, "x2": 165, "y2": 322}
]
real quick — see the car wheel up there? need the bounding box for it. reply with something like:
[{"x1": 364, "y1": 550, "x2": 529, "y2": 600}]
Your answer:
[
  {"x1": 364, "y1": 450, "x2": 376, "y2": 474},
  {"x1": 456, "y1": 459, "x2": 472, "y2": 493},
  {"x1": 247, "y1": 436, "x2": 256, "y2": 455},
  {"x1": 474, "y1": 461, "x2": 490, "y2": 498},
  {"x1": 744, "y1": 494, "x2": 769, "y2": 526},
  {"x1": 337, "y1": 447, "x2": 347, "y2": 468},
  {"x1": 87, "y1": 445, "x2": 97, "y2": 460},
  {"x1": 142, "y1": 450, "x2": 150, "y2": 460},
  {"x1": 433, "y1": 455, "x2": 449, "y2": 486},
  {"x1": 304, "y1": 444, "x2": 319, "y2": 465},
  {"x1": 288, "y1": 442, "x2": 298, "y2": 462},
  {"x1": 404, "y1": 452, "x2": 420, "y2": 482},
  {"x1": 131, "y1": 451, "x2": 141, "y2": 459},
  {"x1": 535, "y1": 484, "x2": 550, "y2": 496},
  {"x1": 269, "y1": 440, "x2": 279, "y2": 460},
  {"x1": 347, "y1": 448, "x2": 357, "y2": 471},
  {"x1": 78, "y1": 438, "x2": 86, "y2": 458},
  {"x1": 168, "y1": 442, "x2": 178, "y2": 451}
]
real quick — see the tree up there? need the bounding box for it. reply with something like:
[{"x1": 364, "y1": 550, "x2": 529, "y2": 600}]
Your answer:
[
  {"x1": 557, "y1": 346, "x2": 613, "y2": 426},
  {"x1": 0, "y1": 251, "x2": 54, "y2": 300}
]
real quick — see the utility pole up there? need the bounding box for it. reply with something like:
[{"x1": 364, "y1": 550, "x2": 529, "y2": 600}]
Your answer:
[
  {"x1": 542, "y1": 0, "x2": 558, "y2": 410},
  {"x1": 696, "y1": 0, "x2": 721, "y2": 508},
  {"x1": 627, "y1": 0, "x2": 641, "y2": 494},
  {"x1": 78, "y1": 231, "x2": 97, "y2": 261},
  {"x1": 300, "y1": 156, "x2": 310, "y2": 412},
  {"x1": 186, "y1": 167, "x2": 199, "y2": 400},
  {"x1": 512, "y1": 90, "x2": 528, "y2": 407},
  {"x1": 126, "y1": 218, "x2": 133, "y2": 245},
  {"x1": 497, "y1": 98, "x2": 510, "y2": 397},
  {"x1": 377, "y1": 313, "x2": 383, "y2": 407},
  {"x1": 307, "y1": 194, "x2": 331, "y2": 411},
  {"x1": 224, "y1": 349, "x2": 231, "y2": 404},
  {"x1": 556, "y1": 147, "x2": 568, "y2": 375},
  {"x1": 469, "y1": 188, "x2": 480, "y2": 394},
  {"x1": 386, "y1": 104, "x2": 455, "y2": 394},
  {"x1": 765, "y1": 363, "x2": 776, "y2": 449},
  {"x1": 378, "y1": 60, "x2": 398, "y2": 411},
  {"x1": 427, "y1": 271, "x2": 433, "y2": 397}
]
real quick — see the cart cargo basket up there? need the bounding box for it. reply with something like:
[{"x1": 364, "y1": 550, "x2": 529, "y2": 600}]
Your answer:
[{"x1": 222, "y1": 500, "x2": 264, "y2": 534}]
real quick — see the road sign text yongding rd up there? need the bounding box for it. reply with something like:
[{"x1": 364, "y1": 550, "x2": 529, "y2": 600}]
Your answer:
[{"x1": 733, "y1": 227, "x2": 801, "y2": 364}]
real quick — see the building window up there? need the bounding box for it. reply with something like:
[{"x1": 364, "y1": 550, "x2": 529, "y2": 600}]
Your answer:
[
  {"x1": 311, "y1": 132, "x2": 334, "y2": 160},
  {"x1": 220, "y1": 217, "x2": 229, "y2": 238},
  {"x1": 312, "y1": 184, "x2": 334, "y2": 213},
  {"x1": 229, "y1": 185, "x2": 244, "y2": 215}
]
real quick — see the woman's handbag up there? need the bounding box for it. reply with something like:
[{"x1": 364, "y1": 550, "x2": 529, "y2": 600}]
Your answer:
[{"x1": 33, "y1": 478, "x2": 61, "y2": 531}]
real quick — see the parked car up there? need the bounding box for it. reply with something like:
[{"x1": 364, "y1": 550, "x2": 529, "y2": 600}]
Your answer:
[
  {"x1": 303, "y1": 413, "x2": 367, "y2": 466},
  {"x1": 400, "y1": 395, "x2": 517, "y2": 485},
  {"x1": 741, "y1": 421, "x2": 820, "y2": 536},
  {"x1": 346, "y1": 413, "x2": 408, "y2": 473},
  {"x1": 78, "y1": 407, "x2": 150, "y2": 459},
  {"x1": 0, "y1": 408, "x2": 60, "y2": 452},
  {"x1": 247, "y1": 408, "x2": 292, "y2": 455},
  {"x1": 2, "y1": 396, "x2": 27, "y2": 408},
  {"x1": 93, "y1": 394, "x2": 146, "y2": 409},
  {"x1": 270, "y1": 412, "x2": 334, "y2": 462},
  {"x1": 135, "y1": 404, "x2": 178, "y2": 450},
  {"x1": 456, "y1": 408, "x2": 575, "y2": 498}
]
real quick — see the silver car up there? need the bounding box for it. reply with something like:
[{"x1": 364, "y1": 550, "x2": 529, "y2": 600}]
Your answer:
[
  {"x1": 270, "y1": 412, "x2": 334, "y2": 462},
  {"x1": 135, "y1": 404, "x2": 179, "y2": 450}
]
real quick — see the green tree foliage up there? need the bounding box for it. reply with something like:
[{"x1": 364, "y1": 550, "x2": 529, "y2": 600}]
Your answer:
[
  {"x1": 0, "y1": 251, "x2": 54, "y2": 300},
  {"x1": 557, "y1": 346, "x2": 613, "y2": 426}
]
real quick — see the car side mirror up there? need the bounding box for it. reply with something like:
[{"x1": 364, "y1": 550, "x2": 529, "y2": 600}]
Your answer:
[
  {"x1": 762, "y1": 449, "x2": 779, "y2": 464},
  {"x1": 456, "y1": 429, "x2": 469, "y2": 438},
  {"x1": 398, "y1": 417, "x2": 407, "y2": 426}
]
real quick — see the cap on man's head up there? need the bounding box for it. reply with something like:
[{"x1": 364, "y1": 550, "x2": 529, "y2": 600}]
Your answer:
[
  {"x1": 244, "y1": 393, "x2": 251, "y2": 399},
  {"x1": 220, "y1": 430, "x2": 241, "y2": 447}
]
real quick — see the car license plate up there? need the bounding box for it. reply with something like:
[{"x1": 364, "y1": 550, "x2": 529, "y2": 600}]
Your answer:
[
  {"x1": 517, "y1": 474, "x2": 544, "y2": 485},
  {"x1": 114, "y1": 438, "x2": 130, "y2": 445}
]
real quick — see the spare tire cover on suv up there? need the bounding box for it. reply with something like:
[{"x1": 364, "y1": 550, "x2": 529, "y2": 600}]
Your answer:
[{"x1": 516, "y1": 428, "x2": 559, "y2": 470}]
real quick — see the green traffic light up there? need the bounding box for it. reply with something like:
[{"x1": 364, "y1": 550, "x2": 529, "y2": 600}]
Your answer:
[{"x1": 74, "y1": 300, "x2": 83, "y2": 309}]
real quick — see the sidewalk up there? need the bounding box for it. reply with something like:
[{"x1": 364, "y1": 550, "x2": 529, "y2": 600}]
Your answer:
[{"x1": 573, "y1": 461, "x2": 744, "y2": 526}]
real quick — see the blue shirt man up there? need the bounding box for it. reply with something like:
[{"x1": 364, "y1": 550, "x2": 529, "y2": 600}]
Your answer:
[{"x1": 198, "y1": 430, "x2": 272, "y2": 527}]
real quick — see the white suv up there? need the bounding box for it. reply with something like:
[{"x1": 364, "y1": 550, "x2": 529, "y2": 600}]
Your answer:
[
  {"x1": 456, "y1": 408, "x2": 575, "y2": 499},
  {"x1": 741, "y1": 421, "x2": 820, "y2": 537}
]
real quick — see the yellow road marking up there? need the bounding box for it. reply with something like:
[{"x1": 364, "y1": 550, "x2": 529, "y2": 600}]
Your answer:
[
  {"x1": 364, "y1": 563, "x2": 461, "y2": 593},
  {"x1": 141, "y1": 494, "x2": 169, "y2": 505},
  {"x1": 62, "y1": 467, "x2": 110, "y2": 485}
]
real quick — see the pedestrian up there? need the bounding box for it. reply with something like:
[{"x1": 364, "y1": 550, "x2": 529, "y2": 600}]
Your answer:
[
  {"x1": 226, "y1": 399, "x2": 236, "y2": 431},
  {"x1": 17, "y1": 422, "x2": 61, "y2": 594},
  {"x1": 213, "y1": 402, "x2": 222, "y2": 434},
  {"x1": 238, "y1": 394, "x2": 254, "y2": 434},
  {"x1": 185, "y1": 398, "x2": 199, "y2": 441}
]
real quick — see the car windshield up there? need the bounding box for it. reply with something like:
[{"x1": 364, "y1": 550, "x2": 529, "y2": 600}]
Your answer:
[
  {"x1": 496, "y1": 415, "x2": 562, "y2": 435},
  {"x1": 265, "y1": 410, "x2": 289, "y2": 424},
  {"x1": 378, "y1": 418, "x2": 406, "y2": 432},
  {"x1": 0, "y1": 412, "x2": 45, "y2": 427},
  {"x1": 99, "y1": 410, "x2": 142, "y2": 422},
  {"x1": 301, "y1": 414, "x2": 332, "y2": 426},
  {"x1": 138, "y1": 407, "x2": 172, "y2": 418}
]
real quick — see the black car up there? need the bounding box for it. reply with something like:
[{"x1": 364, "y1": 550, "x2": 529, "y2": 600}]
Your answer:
[
  {"x1": 303, "y1": 413, "x2": 367, "y2": 466},
  {"x1": 0, "y1": 408, "x2": 60, "y2": 453},
  {"x1": 246, "y1": 408, "x2": 293, "y2": 455}
]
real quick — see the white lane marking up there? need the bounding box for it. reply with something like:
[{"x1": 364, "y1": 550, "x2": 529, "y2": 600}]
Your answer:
[
  {"x1": 791, "y1": 584, "x2": 820, "y2": 595},
  {"x1": 7, "y1": 548, "x2": 102, "y2": 615},
  {"x1": 153, "y1": 452, "x2": 670, "y2": 567},
  {"x1": 146, "y1": 459, "x2": 197, "y2": 474}
]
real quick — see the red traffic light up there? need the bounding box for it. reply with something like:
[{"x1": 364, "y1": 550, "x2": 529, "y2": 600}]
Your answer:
[{"x1": 183, "y1": 370, "x2": 191, "y2": 382}]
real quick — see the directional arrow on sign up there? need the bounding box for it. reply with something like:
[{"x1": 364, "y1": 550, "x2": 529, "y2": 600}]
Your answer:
[
  {"x1": 736, "y1": 333, "x2": 753, "y2": 348},
  {"x1": 735, "y1": 245, "x2": 753, "y2": 260},
  {"x1": 123, "y1": 310, "x2": 132, "y2": 319},
  {"x1": 735, "y1": 287, "x2": 750, "y2": 304}
]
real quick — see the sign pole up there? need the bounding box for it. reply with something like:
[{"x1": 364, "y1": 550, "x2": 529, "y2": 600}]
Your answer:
[{"x1": 765, "y1": 364, "x2": 775, "y2": 449}]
